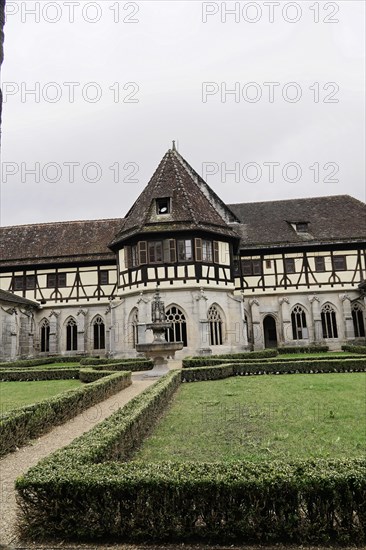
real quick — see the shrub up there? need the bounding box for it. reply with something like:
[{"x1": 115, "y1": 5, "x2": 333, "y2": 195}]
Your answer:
[
  {"x1": 16, "y1": 448, "x2": 366, "y2": 543},
  {"x1": 0, "y1": 368, "x2": 79, "y2": 382},
  {"x1": 342, "y1": 344, "x2": 366, "y2": 354},
  {"x1": 79, "y1": 357, "x2": 152, "y2": 367},
  {"x1": 0, "y1": 358, "x2": 55, "y2": 369},
  {"x1": 277, "y1": 345, "x2": 329, "y2": 354},
  {"x1": 0, "y1": 371, "x2": 131, "y2": 457},
  {"x1": 92, "y1": 361, "x2": 153, "y2": 372},
  {"x1": 0, "y1": 356, "x2": 82, "y2": 369},
  {"x1": 182, "y1": 353, "x2": 355, "y2": 369},
  {"x1": 183, "y1": 350, "x2": 277, "y2": 368},
  {"x1": 79, "y1": 369, "x2": 115, "y2": 383},
  {"x1": 181, "y1": 358, "x2": 366, "y2": 382}
]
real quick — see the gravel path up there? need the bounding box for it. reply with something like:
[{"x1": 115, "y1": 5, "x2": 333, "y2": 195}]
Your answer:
[{"x1": 0, "y1": 377, "x2": 155, "y2": 548}]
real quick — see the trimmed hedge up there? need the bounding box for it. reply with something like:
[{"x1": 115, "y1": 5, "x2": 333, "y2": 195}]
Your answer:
[
  {"x1": 0, "y1": 368, "x2": 79, "y2": 382},
  {"x1": 342, "y1": 344, "x2": 366, "y2": 354},
  {"x1": 182, "y1": 353, "x2": 360, "y2": 369},
  {"x1": 15, "y1": 370, "x2": 366, "y2": 544},
  {"x1": 15, "y1": 458, "x2": 366, "y2": 543},
  {"x1": 0, "y1": 371, "x2": 131, "y2": 457},
  {"x1": 79, "y1": 357, "x2": 152, "y2": 367},
  {"x1": 277, "y1": 345, "x2": 329, "y2": 354},
  {"x1": 182, "y1": 358, "x2": 366, "y2": 382},
  {"x1": 92, "y1": 361, "x2": 153, "y2": 372},
  {"x1": 0, "y1": 356, "x2": 82, "y2": 369},
  {"x1": 79, "y1": 369, "x2": 116, "y2": 383}
]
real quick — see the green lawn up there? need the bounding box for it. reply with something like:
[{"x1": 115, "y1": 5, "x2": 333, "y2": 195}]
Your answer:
[
  {"x1": 0, "y1": 379, "x2": 82, "y2": 414},
  {"x1": 135, "y1": 373, "x2": 366, "y2": 463}
]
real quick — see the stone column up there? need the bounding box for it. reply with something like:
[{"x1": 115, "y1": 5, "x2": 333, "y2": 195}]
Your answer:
[
  {"x1": 340, "y1": 293, "x2": 354, "y2": 341},
  {"x1": 195, "y1": 288, "x2": 211, "y2": 354},
  {"x1": 249, "y1": 299, "x2": 263, "y2": 350},
  {"x1": 279, "y1": 297, "x2": 291, "y2": 345},
  {"x1": 309, "y1": 296, "x2": 322, "y2": 344},
  {"x1": 77, "y1": 308, "x2": 87, "y2": 353},
  {"x1": 137, "y1": 293, "x2": 150, "y2": 345},
  {"x1": 9, "y1": 308, "x2": 19, "y2": 360},
  {"x1": 49, "y1": 310, "x2": 60, "y2": 354}
]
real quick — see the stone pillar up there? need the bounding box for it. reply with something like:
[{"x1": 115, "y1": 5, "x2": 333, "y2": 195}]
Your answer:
[
  {"x1": 77, "y1": 308, "x2": 87, "y2": 353},
  {"x1": 137, "y1": 293, "x2": 150, "y2": 345},
  {"x1": 195, "y1": 288, "x2": 211, "y2": 354},
  {"x1": 309, "y1": 296, "x2": 322, "y2": 344},
  {"x1": 28, "y1": 310, "x2": 35, "y2": 358},
  {"x1": 49, "y1": 310, "x2": 60, "y2": 354},
  {"x1": 249, "y1": 299, "x2": 263, "y2": 350},
  {"x1": 340, "y1": 293, "x2": 354, "y2": 341},
  {"x1": 9, "y1": 308, "x2": 19, "y2": 360},
  {"x1": 279, "y1": 297, "x2": 291, "y2": 345}
]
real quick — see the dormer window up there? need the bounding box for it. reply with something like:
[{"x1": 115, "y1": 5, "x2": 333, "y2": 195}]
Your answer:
[
  {"x1": 156, "y1": 197, "x2": 171, "y2": 215},
  {"x1": 295, "y1": 222, "x2": 309, "y2": 233},
  {"x1": 288, "y1": 221, "x2": 309, "y2": 233}
]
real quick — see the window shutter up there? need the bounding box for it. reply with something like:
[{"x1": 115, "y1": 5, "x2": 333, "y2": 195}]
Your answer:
[
  {"x1": 125, "y1": 246, "x2": 132, "y2": 268},
  {"x1": 138, "y1": 241, "x2": 147, "y2": 265},
  {"x1": 169, "y1": 239, "x2": 176, "y2": 263},
  {"x1": 195, "y1": 238, "x2": 202, "y2": 262},
  {"x1": 213, "y1": 241, "x2": 219, "y2": 264}
]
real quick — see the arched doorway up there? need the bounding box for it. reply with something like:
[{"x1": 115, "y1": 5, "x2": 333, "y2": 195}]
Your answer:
[{"x1": 263, "y1": 315, "x2": 277, "y2": 348}]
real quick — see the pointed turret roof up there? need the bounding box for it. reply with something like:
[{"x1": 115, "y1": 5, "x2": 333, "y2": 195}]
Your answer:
[{"x1": 110, "y1": 148, "x2": 239, "y2": 248}]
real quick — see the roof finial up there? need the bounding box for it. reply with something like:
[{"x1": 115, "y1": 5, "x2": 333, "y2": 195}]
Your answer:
[{"x1": 172, "y1": 140, "x2": 176, "y2": 151}]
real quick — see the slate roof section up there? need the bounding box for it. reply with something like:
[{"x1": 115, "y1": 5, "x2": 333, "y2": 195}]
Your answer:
[
  {"x1": 228, "y1": 195, "x2": 366, "y2": 249},
  {"x1": 0, "y1": 289, "x2": 40, "y2": 307},
  {"x1": 0, "y1": 219, "x2": 122, "y2": 268},
  {"x1": 110, "y1": 148, "x2": 239, "y2": 247}
]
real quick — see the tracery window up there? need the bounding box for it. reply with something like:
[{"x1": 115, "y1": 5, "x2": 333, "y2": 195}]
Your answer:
[
  {"x1": 66, "y1": 318, "x2": 78, "y2": 351},
  {"x1": 40, "y1": 319, "x2": 50, "y2": 352},
  {"x1": 352, "y1": 303, "x2": 365, "y2": 338},
  {"x1": 291, "y1": 305, "x2": 308, "y2": 340},
  {"x1": 321, "y1": 304, "x2": 338, "y2": 339},
  {"x1": 208, "y1": 305, "x2": 224, "y2": 346},
  {"x1": 165, "y1": 306, "x2": 188, "y2": 347},
  {"x1": 93, "y1": 316, "x2": 105, "y2": 350}
]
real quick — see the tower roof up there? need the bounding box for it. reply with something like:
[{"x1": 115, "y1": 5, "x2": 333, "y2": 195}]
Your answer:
[{"x1": 110, "y1": 148, "x2": 239, "y2": 248}]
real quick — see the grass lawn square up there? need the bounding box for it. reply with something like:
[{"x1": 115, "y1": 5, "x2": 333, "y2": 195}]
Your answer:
[{"x1": 135, "y1": 373, "x2": 366, "y2": 462}]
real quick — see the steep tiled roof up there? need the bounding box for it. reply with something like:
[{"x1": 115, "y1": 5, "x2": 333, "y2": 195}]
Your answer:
[
  {"x1": 110, "y1": 148, "x2": 239, "y2": 247},
  {"x1": 0, "y1": 218, "x2": 122, "y2": 268},
  {"x1": 0, "y1": 289, "x2": 39, "y2": 307},
  {"x1": 228, "y1": 195, "x2": 366, "y2": 249}
]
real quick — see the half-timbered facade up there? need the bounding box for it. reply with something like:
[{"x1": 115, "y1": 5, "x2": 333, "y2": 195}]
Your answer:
[{"x1": 1, "y1": 147, "x2": 365, "y2": 360}]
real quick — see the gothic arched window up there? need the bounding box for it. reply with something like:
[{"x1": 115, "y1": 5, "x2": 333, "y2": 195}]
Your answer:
[
  {"x1": 93, "y1": 316, "x2": 105, "y2": 350},
  {"x1": 165, "y1": 306, "x2": 188, "y2": 347},
  {"x1": 40, "y1": 319, "x2": 50, "y2": 352},
  {"x1": 321, "y1": 304, "x2": 338, "y2": 339},
  {"x1": 208, "y1": 305, "x2": 224, "y2": 346},
  {"x1": 352, "y1": 302, "x2": 365, "y2": 338},
  {"x1": 291, "y1": 305, "x2": 308, "y2": 340},
  {"x1": 66, "y1": 318, "x2": 77, "y2": 351}
]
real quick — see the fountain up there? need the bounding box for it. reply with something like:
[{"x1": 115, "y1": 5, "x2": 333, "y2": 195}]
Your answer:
[{"x1": 136, "y1": 288, "x2": 183, "y2": 376}]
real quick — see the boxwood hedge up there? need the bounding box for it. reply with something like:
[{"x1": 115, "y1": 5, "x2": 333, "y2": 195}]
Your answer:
[
  {"x1": 277, "y1": 345, "x2": 329, "y2": 354},
  {"x1": 16, "y1": 368, "x2": 366, "y2": 544},
  {"x1": 0, "y1": 356, "x2": 82, "y2": 369},
  {"x1": 0, "y1": 371, "x2": 131, "y2": 457},
  {"x1": 0, "y1": 368, "x2": 80, "y2": 382},
  {"x1": 342, "y1": 344, "x2": 366, "y2": 354},
  {"x1": 182, "y1": 358, "x2": 366, "y2": 382},
  {"x1": 80, "y1": 357, "x2": 153, "y2": 369},
  {"x1": 182, "y1": 353, "x2": 363, "y2": 369},
  {"x1": 79, "y1": 368, "x2": 116, "y2": 383}
]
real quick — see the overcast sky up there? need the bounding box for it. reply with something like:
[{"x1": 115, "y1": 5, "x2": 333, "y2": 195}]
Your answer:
[{"x1": 0, "y1": 0, "x2": 365, "y2": 226}]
